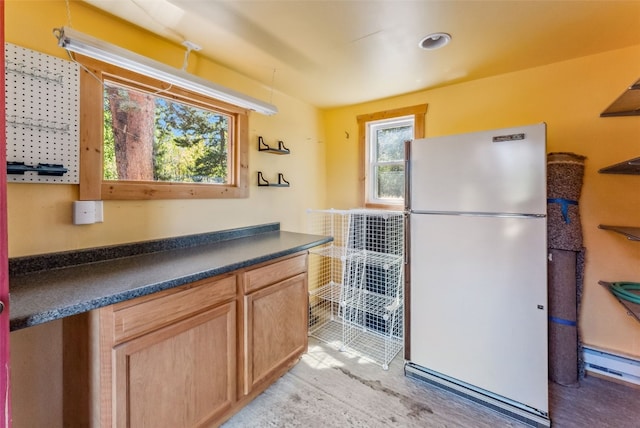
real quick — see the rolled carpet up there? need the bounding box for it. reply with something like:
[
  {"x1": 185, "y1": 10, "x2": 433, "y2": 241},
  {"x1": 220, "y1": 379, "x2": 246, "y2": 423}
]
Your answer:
[
  {"x1": 576, "y1": 248, "x2": 586, "y2": 381},
  {"x1": 546, "y1": 152, "x2": 586, "y2": 386},
  {"x1": 547, "y1": 152, "x2": 586, "y2": 251},
  {"x1": 548, "y1": 248, "x2": 580, "y2": 387}
]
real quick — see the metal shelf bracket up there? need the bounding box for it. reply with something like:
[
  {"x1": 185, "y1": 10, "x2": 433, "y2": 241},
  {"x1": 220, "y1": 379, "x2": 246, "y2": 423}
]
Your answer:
[{"x1": 258, "y1": 171, "x2": 290, "y2": 187}]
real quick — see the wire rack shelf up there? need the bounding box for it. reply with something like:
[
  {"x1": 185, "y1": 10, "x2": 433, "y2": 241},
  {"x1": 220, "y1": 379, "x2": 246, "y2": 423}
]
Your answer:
[{"x1": 306, "y1": 208, "x2": 404, "y2": 369}]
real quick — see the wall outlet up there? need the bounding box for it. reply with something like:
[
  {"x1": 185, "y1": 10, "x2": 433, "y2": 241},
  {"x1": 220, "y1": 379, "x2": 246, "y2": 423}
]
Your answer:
[{"x1": 73, "y1": 201, "x2": 104, "y2": 225}]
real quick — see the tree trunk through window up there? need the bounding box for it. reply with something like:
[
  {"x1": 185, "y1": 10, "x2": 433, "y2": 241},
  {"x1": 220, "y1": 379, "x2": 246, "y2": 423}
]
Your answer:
[{"x1": 106, "y1": 87, "x2": 155, "y2": 180}]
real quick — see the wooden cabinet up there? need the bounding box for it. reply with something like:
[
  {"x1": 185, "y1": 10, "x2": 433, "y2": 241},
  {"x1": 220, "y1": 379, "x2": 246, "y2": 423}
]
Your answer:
[
  {"x1": 112, "y1": 302, "x2": 236, "y2": 427},
  {"x1": 243, "y1": 272, "x2": 308, "y2": 394},
  {"x1": 64, "y1": 252, "x2": 309, "y2": 428},
  {"x1": 241, "y1": 253, "x2": 308, "y2": 395},
  {"x1": 98, "y1": 274, "x2": 237, "y2": 428}
]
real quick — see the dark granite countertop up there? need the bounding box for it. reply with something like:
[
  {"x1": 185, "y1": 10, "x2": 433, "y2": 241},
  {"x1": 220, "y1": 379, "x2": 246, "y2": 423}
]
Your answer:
[{"x1": 9, "y1": 223, "x2": 331, "y2": 331}]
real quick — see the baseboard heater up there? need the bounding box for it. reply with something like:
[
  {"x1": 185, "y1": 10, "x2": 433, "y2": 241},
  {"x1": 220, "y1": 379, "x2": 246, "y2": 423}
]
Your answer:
[
  {"x1": 405, "y1": 362, "x2": 551, "y2": 428},
  {"x1": 583, "y1": 346, "x2": 640, "y2": 386}
]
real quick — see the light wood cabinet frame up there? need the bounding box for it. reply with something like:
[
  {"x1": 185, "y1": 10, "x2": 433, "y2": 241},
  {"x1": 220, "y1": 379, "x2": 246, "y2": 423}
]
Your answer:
[{"x1": 63, "y1": 252, "x2": 310, "y2": 427}]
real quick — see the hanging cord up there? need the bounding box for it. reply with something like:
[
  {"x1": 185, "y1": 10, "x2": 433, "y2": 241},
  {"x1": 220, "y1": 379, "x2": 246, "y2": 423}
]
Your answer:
[
  {"x1": 53, "y1": 28, "x2": 103, "y2": 86},
  {"x1": 181, "y1": 41, "x2": 201, "y2": 71},
  {"x1": 64, "y1": 0, "x2": 73, "y2": 27},
  {"x1": 130, "y1": 0, "x2": 185, "y2": 41},
  {"x1": 182, "y1": 48, "x2": 191, "y2": 71},
  {"x1": 52, "y1": 28, "x2": 174, "y2": 96},
  {"x1": 610, "y1": 282, "x2": 640, "y2": 305},
  {"x1": 269, "y1": 67, "x2": 276, "y2": 105}
]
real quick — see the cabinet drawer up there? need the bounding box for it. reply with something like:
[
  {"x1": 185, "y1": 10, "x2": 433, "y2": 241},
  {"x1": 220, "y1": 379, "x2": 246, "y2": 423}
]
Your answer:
[
  {"x1": 243, "y1": 253, "x2": 307, "y2": 294},
  {"x1": 112, "y1": 275, "x2": 236, "y2": 344}
]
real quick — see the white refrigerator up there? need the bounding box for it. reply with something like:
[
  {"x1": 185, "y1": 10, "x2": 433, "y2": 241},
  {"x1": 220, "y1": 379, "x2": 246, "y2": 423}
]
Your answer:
[{"x1": 405, "y1": 123, "x2": 550, "y2": 427}]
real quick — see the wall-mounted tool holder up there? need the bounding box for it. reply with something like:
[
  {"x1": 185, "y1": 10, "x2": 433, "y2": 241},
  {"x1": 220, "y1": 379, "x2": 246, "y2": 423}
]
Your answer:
[
  {"x1": 258, "y1": 171, "x2": 290, "y2": 187},
  {"x1": 7, "y1": 115, "x2": 71, "y2": 133},
  {"x1": 5, "y1": 42, "x2": 80, "y2": 184},
  {"x1": 258, "y1": 136, "x2": 290, "y2": 154},
  {"x1": 7, "y1": 161, "x2": 68, "y2": 176},
  {"x1": 6, "y1": 59, "x2": 65, "y2": 85}
]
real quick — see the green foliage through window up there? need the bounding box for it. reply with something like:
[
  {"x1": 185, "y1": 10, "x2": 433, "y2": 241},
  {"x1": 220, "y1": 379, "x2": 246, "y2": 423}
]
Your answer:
[
  {"x1": 368, "y1": 119, "x2": 413, "y2": 202},
  {"x1": 103, "y1": 81, "x2": 230, "y2": 183}
]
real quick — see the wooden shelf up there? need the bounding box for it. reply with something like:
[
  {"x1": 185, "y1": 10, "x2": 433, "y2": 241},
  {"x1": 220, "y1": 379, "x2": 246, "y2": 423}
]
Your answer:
[
  {"x1": 598, "y1": 225, "x2": 640, "y2": 241},
  {"x1": 599, "y1": 281, "x2": 640, "y2": 323},
  {"x1": 598, "y1": 157, "x2": 640, "y2": 175}
]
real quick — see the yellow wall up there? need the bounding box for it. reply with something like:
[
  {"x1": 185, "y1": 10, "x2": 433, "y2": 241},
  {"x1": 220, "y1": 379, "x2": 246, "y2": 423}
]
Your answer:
[
  {"x1": 6, "y1": 1, "x2": 326, "y2": 426},
  {"x1": 6, "y1": 0, "x2": 327, "y2": 257},
  {"x1": 6, "y1": 0, "x2": 640, "y2": 426},
  {"x1": 323, "y1": 45, "x2": 640, "y2": 357}
]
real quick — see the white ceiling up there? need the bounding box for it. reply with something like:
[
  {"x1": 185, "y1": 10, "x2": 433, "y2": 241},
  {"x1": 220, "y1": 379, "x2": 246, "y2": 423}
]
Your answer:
[{"x1": 83, "y1": 0, "x2": 640, "y2": 109}]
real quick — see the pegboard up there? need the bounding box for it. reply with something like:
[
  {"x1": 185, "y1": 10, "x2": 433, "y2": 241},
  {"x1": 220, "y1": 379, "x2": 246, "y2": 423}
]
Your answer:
[{"x1": 5, "y1": 43, "x2": 80, "y2": 183}]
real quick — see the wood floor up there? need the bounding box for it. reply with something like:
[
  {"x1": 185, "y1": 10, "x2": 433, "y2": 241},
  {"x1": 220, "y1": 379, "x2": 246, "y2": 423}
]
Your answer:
[
  {"x1": 223, "y1": 338, "x2": 640, "y2": 427},
  {"x1": 549, "y1": 374, "x2": 640, "y2": 427}
]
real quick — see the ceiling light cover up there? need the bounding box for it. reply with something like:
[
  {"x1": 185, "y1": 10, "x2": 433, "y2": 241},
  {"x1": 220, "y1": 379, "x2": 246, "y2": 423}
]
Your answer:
[
  {"x1": 54, "y1": 26, "x2": 278, "y2": 115},
  {"x1": 419, "y1": 32, "x2": 452, "y2": 50}
]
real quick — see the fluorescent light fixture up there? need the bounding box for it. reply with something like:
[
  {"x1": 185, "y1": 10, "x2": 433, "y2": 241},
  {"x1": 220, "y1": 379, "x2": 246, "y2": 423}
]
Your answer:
[{"x1": 54, "y1": 26, "x2": 278, "y2": 115}]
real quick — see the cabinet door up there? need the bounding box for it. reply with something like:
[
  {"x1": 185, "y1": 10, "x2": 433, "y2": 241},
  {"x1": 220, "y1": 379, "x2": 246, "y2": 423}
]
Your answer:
[
  {"x1": 243, "y1": 273, "x2": 308, "y2": 394},
  {"x1": 113, "y1": 302, "x2": 236, "y2": 428}
]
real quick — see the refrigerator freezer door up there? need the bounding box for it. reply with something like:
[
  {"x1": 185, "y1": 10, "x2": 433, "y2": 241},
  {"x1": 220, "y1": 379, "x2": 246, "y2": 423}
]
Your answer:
[
  {"x1": 410, "y1": 123, "x2": 546, "y2": 215},
  {"x1": 409, "y1": 213, "x2": 548, "y2": 412}
]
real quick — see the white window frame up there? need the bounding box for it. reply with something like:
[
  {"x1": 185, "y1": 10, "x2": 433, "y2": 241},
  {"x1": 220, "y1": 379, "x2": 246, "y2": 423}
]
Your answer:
[{"x1": 365, "y1": 116, "x2": 414, "y2": 206}]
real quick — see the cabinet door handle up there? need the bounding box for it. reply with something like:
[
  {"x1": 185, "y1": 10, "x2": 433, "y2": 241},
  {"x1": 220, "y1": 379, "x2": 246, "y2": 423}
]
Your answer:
[{"x1": 0, "y1": 301, "x2": 4, "y2": 314}]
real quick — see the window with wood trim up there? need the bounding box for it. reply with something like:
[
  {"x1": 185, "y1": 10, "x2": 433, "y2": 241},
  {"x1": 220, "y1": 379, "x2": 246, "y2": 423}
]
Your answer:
[
  {"x1": 357, "y1": 105, "x2": 427, "y2": 208},
  {"x1": 78, "y1": 55, "x2": 249, "y2": 200}
]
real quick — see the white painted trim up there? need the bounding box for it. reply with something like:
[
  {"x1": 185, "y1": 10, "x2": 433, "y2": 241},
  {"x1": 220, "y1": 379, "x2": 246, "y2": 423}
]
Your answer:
[{"x1": 583, "y1": 346, "x2": 640, "y2": 386}]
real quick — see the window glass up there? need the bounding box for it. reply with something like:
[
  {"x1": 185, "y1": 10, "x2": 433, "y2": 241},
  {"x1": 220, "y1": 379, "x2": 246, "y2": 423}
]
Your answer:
[
  {"x1": 103, "y1": 80, "x2": 231, "y2": 184},
  {"x1": 367, "y1": 117, "x2": 413, "y2": 204},
  {"x1": 78, "y1": 54, "x2": 249, "y2": 200}
]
